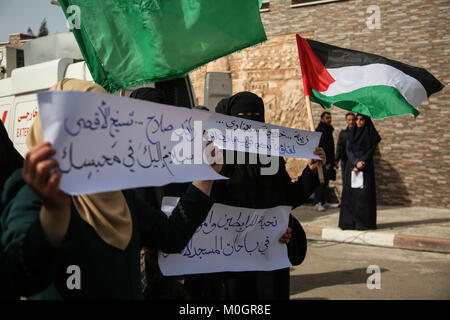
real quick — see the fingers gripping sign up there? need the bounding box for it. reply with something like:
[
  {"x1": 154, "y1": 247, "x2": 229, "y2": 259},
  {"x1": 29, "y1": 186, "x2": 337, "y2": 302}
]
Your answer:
[
  {"x1": 279, "y1": 227, "x2": 292, "y2": 244},
  {"x1": 23, "y1": 141, "x2": 71, "y2": 247},
  {"x1": 308, "y1": 146, "x2": 326, "y2": 171},
  {"x1": 23, "y1": 142, "x2": 69, "y2": 209}
]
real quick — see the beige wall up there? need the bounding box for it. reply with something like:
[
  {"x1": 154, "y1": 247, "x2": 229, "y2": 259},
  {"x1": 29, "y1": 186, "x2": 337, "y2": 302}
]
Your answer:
[
  {"x1": 190, "y1": 0, "x2": 450, "y2": 208},
  {"x1": 190, "y1": 33, "x2": 317, "y2": 180}
]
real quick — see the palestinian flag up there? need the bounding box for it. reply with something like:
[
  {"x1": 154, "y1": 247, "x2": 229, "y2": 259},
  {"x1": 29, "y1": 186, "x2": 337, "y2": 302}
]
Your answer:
[{"x1": 296, "y1": 35, "x2": 444, "y2": 119}]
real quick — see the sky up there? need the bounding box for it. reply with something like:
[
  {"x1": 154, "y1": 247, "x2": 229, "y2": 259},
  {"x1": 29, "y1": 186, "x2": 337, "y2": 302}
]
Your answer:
[{"x1": 0, "y1": 0, "x2": 69, "y2": 43}]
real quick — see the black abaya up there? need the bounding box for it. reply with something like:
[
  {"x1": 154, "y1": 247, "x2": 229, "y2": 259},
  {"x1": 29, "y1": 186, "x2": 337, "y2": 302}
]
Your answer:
[
  {"x1": 185, "y1": 92, "x2": 319, "y2": 300},
  {"x1": 339, "y1": 115, "x2": 380, "y2": 230},
  {"x1": 212, "y1": 156, "x2": 319, "y2": 300}
]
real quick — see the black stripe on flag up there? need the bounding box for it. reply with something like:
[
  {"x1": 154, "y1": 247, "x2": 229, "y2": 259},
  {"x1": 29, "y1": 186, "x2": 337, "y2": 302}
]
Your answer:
[{"x1": 307, "y1": 39, "x2": 444, "y2": 97}]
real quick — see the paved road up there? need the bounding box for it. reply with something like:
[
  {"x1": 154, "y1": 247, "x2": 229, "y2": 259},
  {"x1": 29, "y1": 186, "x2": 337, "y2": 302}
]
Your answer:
[{"x1": 289, "y1": 240, "x2": 450, "y2": 300}]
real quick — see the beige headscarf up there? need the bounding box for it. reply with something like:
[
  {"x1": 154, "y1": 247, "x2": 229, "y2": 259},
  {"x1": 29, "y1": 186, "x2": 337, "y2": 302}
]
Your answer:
[{"x1": 27, "y1": 79, "x2": 132, "y2": 250}]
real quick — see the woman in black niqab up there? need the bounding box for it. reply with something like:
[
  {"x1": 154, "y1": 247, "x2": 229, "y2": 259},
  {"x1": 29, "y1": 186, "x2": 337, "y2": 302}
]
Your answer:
[
  {"x1": 339, "y1": 114, "x2": 381, "y2": 230},
  {"x1": 215, "y1": 91, "x2": 265, "y2": 122},
  {"x1": 347, "y1": 114, "x2": 381, "y2": 157},
  {"x1": 213, "y1": 92, "x2": 320, "y2": 209}
]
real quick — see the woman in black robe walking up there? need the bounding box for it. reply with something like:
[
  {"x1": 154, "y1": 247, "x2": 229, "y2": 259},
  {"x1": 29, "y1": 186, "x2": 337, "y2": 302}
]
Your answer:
[{"x1": 339, "y1": 114, "x2": 381, "y2": 230}]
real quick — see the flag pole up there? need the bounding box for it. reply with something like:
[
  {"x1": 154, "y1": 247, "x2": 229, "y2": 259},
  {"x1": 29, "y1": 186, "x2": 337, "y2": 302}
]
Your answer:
[
  {"x1": 305, "y1": 94, "x2": 324, "y2": 183},
  {"x1": 305, "y1": 95, "x2": 315, "y2": 131},
  {"x1": 296, "y1": 34, "x2": 324, "y2": 184}
]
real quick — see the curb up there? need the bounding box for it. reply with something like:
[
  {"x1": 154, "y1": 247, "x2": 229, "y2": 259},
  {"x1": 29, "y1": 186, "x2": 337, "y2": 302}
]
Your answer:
[{"x1": 303, "y1": 226, "x2": 450, "y2": 254}]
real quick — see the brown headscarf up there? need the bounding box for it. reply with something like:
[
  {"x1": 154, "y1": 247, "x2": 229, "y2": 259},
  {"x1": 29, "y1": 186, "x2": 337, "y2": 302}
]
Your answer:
[{"x1": 27, "y1": 79, "x2": 132, "y2": 250}]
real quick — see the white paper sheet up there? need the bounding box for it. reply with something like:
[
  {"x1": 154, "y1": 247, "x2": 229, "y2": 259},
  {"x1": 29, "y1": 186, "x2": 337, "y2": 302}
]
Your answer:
[
  {"x1": 158, "y1": 197, "x2": 292, "y2": 276},
  {"x1": 351, "y1": 170, "x2": 364, "y2": 188},
  {"x1": 205, "y1": 113, "x2": 322, "y2": 159},
  {"x1": 37, "y1": 91, "x2": 225, "y2": 195}
]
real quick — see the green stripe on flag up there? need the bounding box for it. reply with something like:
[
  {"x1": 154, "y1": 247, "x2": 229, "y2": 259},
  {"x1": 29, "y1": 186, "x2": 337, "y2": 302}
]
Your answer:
[
  {"x1": 58, "y1": 0, "x2": 266, "y2": 92},
  {"x1": 311, "y1": 86, "x2": 420, "y2": 119}
]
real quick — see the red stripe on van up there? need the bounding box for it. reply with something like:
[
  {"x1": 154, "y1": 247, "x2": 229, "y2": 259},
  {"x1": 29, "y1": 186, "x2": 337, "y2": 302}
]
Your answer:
[{"x1": 1, "y1": 110, "x2": 7, "y2": 124}]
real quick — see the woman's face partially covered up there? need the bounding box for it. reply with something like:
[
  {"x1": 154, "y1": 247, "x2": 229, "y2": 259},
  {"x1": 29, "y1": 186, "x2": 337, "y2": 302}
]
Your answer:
[{"x1": 356, "y1": 116, "x2": 366, "y2": 128}]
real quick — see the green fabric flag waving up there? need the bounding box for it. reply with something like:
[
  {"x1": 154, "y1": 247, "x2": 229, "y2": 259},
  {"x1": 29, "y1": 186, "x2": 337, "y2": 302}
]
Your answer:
[{"x1": 58, "y1": 0, "x2": 266, "y2": 92}]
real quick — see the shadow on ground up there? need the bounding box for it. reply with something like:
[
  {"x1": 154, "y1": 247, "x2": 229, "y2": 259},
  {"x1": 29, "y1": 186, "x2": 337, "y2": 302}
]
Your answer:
[
  {"x1": 294, "y1": 205, "x2": 339, "y2": 223},
  {"x1": 377, "y1": 218, "x2": 450, "y2": 230}
]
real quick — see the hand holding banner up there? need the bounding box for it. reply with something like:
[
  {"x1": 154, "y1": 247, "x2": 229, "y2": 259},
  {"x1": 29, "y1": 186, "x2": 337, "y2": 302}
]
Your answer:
[{"x1": 159, "y1": 197, "x2": 292, "y2": 275}]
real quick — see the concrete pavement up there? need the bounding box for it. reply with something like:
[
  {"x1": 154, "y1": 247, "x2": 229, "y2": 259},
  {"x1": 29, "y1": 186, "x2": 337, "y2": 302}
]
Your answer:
[{"x1": 291, "y1": 204, "x2": 450, "y2": 253}]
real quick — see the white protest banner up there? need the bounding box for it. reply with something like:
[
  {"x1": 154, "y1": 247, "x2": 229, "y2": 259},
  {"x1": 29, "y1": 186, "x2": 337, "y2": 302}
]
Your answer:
[
  {"x1": 205, "y1": 113, "x2": 321, "y2": 159},
  {"x1": 159, "y1": 197, "x2": 292, "y2": 276},
  {"x1": 37, "y1": 91, "x2": 224, "y2": 195},
  {"x1": 37, "y1": 91, "x2": 321, "y2": 195}
]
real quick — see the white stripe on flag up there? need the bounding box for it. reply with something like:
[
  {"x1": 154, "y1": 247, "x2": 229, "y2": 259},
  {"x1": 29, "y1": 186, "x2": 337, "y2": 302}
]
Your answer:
[{"x1": 322, "y1": 63, "x2": 427, "y2": 110}]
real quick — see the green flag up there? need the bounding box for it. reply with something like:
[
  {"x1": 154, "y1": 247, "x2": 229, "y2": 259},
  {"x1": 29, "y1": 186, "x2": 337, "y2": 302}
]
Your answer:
[{"x1": 59, "y1": 0, "x2": 266, "y2": 92}]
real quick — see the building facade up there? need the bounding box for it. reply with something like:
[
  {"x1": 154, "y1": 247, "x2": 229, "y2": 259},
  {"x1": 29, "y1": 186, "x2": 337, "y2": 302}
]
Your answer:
[
  {"x1": 0, "y1": 33, "x2": 36, "y2": 79},
  {"x1": 190, "y1": 0, "x2": 449, "y2": 208}
]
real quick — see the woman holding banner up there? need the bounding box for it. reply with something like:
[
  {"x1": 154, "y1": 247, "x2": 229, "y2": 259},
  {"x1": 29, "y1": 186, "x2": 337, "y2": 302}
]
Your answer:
[
  {"x1": 130, "y1": 86, "x2": 192, "y2": 300},
  {"x1": 0, "y1": 79, "x2": 221, "y2": 299},
  {"x1": 185, "y1": 91, "x2": 326, "y2": 300}
]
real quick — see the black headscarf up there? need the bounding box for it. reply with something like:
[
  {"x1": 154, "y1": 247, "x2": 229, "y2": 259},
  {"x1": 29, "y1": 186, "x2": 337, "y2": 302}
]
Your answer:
[
  {"x1": 129, "y1": 87, "x2": 167, "y2": 104},
  {"x1": 210, "y1": 92, "x2": 311, "y2": 299},
  {"x1": 0, "y1": 122, "x2": 23, "y2": 195},
  {"x1": 347, "y1": 114, "x2": 381, "y2": 155},
  {"x1": 215, "y1": 91, "x2": 265, "y2": 122},
  {"x1": 195, "y1": 105, "x2": 209, "y2": 111}
]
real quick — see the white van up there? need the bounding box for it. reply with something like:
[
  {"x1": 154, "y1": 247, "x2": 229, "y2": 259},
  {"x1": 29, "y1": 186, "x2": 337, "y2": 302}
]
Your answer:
[
  {"x1": 0, "y1": 58, "x2": 95, "y2": 156},
  {"x1": 0, "y1": 58, "x2": 227, "y2": 157}
]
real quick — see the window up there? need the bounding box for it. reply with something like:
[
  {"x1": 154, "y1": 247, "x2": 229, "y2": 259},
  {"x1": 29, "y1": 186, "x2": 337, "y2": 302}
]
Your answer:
[
  {"x1": 291, "y1": 0, "x2": 344, "y2": 8},
  {"x1": 260, "y1": 0, "x2": 270, "y2": 12},
  {"x1": 16, "y1": 49, "x2": 24, "y2": 68}
]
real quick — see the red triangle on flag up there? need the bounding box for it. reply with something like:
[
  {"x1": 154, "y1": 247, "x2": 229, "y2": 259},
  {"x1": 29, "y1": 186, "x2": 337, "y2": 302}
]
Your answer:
[{"x1": 296, "y1": 34, "x2": 335, "y2": 97}]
